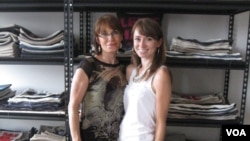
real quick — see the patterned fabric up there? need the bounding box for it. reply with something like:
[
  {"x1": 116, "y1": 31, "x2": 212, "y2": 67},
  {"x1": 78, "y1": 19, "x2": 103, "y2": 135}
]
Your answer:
[
  {"x1": 77, "y1": 56, "x2": 127, "y2": 141},
  {"x1": 0, "y1": 131, "x2": 23, "y2": 141}
]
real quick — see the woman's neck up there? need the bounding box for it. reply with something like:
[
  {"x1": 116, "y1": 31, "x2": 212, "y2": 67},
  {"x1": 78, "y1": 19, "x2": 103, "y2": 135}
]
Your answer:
[
  {"x1": 95, "y1": 53, "x2": 118, "y2": 64},
  {"x1": 140, "y1": 59, "x2": 152, "y2": 70}
]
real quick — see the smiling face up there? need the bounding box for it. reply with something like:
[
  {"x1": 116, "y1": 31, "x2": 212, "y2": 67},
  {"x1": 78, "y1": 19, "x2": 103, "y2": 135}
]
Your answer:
[
  {"x1": 133, "y1": 28, "x2": 162, "y2": 60},
  {"x1": 96, "y1": 25, "x2": 123, "y2": 54}
]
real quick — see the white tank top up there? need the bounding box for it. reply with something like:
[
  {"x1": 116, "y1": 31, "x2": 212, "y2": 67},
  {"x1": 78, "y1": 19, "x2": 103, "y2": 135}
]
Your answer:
[{"x1": 119, "y1": 68, "x2": 156, "y2": 141}]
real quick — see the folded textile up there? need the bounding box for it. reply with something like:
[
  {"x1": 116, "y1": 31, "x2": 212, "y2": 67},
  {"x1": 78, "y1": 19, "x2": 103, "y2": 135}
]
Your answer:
[
  {"x1": 19, "y1": 40, "x2": 64, "y2": 50},
  {"x1": 30, "y1": 131, "x2": 65, "y2": 141},
  {"x1": 0, "y1": 130, "x2": 23, "y2": 141},
  {"x1": 8, "y1": 88, "x2": 64, "y2": 104},
  {"x1": 0, "y1": 84, "x2": 11, "y2": 92},
  {"x1": 168, "y1": 37, "x2": 243, "y2": 61},
  {"x1": 166, "y1": 51, "x2": 242, "y2": 60},
  {"x1": 171, "y1": 91, "x2": 225, "y2": 104},
  {"x1": 170, "y1": 103, "x2": 236, "y2": 112},
  {"x1": 19, "y1": 28, "x2": 63, "y2": 41},
  {"x1": 171, "y1": 37, "x2": 232, "y2": 51}
]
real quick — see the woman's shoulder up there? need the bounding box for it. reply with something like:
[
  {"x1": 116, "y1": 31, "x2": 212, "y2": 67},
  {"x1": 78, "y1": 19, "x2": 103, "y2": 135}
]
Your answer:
[
  {"x1": 78, "y1": 56, "x2": 94, "y2": 66},
  {"x1": 156, "y1": 65, "x2": 169, "y2": 72},
  {"x1": 80, "y1": 55, "x2": 94, "y2": 63},
  {"x1": 77, "y1": 56, "x2": 95, "y2": 78},
  {"x1": 126, "y1": 64, "x2": 136, "y2": 71},
  {"x1": 154, "y1": 65, "x2": 172, "y2": 81}
]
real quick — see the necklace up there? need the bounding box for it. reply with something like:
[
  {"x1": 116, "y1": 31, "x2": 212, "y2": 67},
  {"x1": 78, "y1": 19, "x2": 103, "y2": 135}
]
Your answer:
[{"x1": 133, "y1": 64, "x2": 152, "y2": 82}]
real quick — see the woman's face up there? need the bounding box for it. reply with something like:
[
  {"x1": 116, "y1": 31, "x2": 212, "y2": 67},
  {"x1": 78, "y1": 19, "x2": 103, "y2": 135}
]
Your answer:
[
  {"x1": 96, "y1": 25, "x2": 123, "y2": 54},
  {"x1": 133, "y1": 28, "x2": 162, "y2": 59}
]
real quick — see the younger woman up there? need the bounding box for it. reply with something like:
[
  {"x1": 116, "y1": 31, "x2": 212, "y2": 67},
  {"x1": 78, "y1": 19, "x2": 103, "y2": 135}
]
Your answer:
[{"x1": 119, "y1": 18, "x2": 172, "y2": 141}]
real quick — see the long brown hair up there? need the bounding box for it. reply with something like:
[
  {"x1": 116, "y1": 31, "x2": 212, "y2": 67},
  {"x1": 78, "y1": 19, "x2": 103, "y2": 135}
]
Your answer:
[{"x1": 131, "y1": 18, "x2": 166, "y2": 79}]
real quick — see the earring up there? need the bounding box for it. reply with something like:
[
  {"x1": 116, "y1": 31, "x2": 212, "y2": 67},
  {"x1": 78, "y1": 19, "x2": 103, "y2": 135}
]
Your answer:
[
  {"x1": 98, "y1": 46, "x2": 102, "y2": 53},
  {"x1": 157, "y1": 48, "x2": 160, "y2": 54}
]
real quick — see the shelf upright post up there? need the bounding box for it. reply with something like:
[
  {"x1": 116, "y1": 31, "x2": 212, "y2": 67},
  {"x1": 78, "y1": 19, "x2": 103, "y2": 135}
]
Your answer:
[
  {"x1": 86, "y1": 11, "x2": 91, "y2": 54},
  {"x1": 223, "y1": 15, "x2": 234, "y2": 100},
  {"x1": 64, "y1": 0, "x2": 74, "y2": 140},
  {"x1": 239, "y1": 11, "x2": 250, "y2": 124},
  {"x1": 80, "y1": 11, "x2": 84, "y2": 54}
]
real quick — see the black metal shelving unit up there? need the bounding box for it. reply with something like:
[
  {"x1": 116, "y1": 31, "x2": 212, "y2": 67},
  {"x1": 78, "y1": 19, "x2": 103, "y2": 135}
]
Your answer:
[
  {"x1": 1, "y1": 0, "x2": 250, "y2": 141},
  {"x1": 117, "y1": 57, "x2": 247, "y2": 70},
  {"x1": 167, "y1": 117, "x2": 241, "y2": 127},
  {"x1": 73, "y1": 0, "x2": 250, "y2": 14},
  {"x1": 70, "y1": 0, "x2": 250, "y2": 140},
  {"x1": 0, "y1": 58, "x2": 64, "y2": 65},
  {"x1": 64, "y1": 0, "x2": 74, "y2": 140},
  {"x1": 0, "y1": 0, "x2": 67, "y2": 128},
  {"x1": 0, "y1": 110, "x2": 65, "y2": 121},
  {"x1": 0, "y1": 0, "x2": 63, "y2": 12}
]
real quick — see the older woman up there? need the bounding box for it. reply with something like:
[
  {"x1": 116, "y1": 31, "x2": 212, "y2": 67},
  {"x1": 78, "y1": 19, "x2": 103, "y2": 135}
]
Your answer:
[{"x1": 68, "y1": 14, "x2": 127, "y2": 141}]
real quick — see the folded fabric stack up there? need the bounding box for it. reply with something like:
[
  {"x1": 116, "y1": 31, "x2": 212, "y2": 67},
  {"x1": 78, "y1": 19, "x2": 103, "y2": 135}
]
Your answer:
[
  {"x1": 0, "y1": 129, "x2": 32, "y2": 141},
  {"x1": 18, "y1": 28, "x2": 64, "y2": 59},
  {"x1": 30, "y1": 125, "x2": 66, "y2": 141},
  {"x1": 0, "y1": 130, "x2": 24, "y2": 141},
  {"x1": 0, "y1": 84, "x2": 15, "y2": 103},
  {"x1": 0, "y1": 127, "x2": 48, "y2": 141},
  {"x1": 168, "y1": 91, "x2": 238, "y2": 120},
  {"x1": 0, "y1": 25, "x2": 20, "y2": 57},
  {"x1": 6, "y1": 88, "x2": 65, "y2": 111},
  {"x1": 30, "y1": 131, "x2": 65, "y2": 141},
  {"x1": 167, "y1": 37, "x2": 242, "y2": 60},
  {"x1": 0, "y1": 24, "x2": 65, "y2": 59}
]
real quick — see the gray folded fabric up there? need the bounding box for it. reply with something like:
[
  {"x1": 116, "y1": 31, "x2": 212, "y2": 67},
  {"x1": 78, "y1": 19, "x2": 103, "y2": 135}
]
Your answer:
[
  {"x1": 18, "y1": 34, "x2": 64, "y2": 45},
  {"x1": 20, "y1": 28, "x2": 63, "y2": 41}
]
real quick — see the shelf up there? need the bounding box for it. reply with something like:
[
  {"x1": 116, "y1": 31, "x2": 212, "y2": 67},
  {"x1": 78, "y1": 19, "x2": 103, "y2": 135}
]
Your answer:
[
  {"x1": 74, "y1": 0, "x2": 250, "y2": 14},
  {"x1": 115, "y1": 57, "x2": 246, "y2": 70},
  {"x1": 0, "y1": 110, "x2": 65, "y2": 121},
  {"x1": 166, "y1": 58, "x2": 246, "y2": 70},
  {"x1": 0, "y1": 58, "x2": 64, "y2": 65},
  {"x1": 167, "y1": 117, "x2": 241, "y2": 127},
  {"x1": 1, "y1": 57, "x2": 245, "y2": 68},
  {"x1": 0, "y1": 0, "x2": 64, "y2": 12}
]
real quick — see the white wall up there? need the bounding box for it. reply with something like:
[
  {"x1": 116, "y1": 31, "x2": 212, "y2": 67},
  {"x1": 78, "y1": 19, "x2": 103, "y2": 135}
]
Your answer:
[
  {"x1": 0, "y1": 11, "x2": 250, "y2": 141},
  {"x1": 0, "y1": 65, "x2": 64, "y2": 93}
]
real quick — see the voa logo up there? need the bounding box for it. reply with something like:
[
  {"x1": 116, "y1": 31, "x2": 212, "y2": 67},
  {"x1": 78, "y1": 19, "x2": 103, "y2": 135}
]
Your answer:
[{"x1": 226, "y1": 129, "x2": 246, "y2": 136}]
